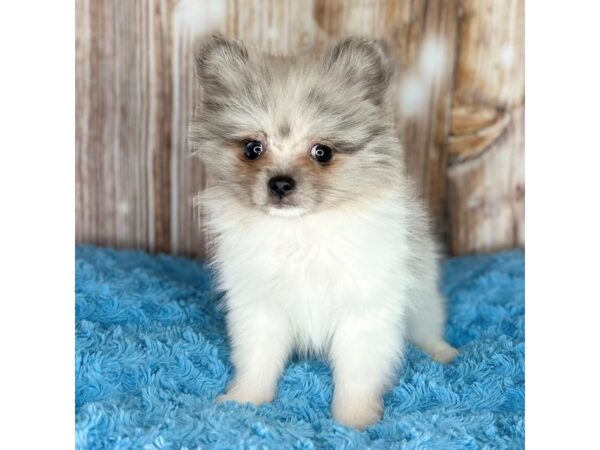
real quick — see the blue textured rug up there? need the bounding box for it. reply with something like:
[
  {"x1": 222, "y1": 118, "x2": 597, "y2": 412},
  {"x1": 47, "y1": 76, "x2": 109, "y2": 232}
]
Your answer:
[{"x1": 75, "y1": 245, "x2": 524, "y2": 450}]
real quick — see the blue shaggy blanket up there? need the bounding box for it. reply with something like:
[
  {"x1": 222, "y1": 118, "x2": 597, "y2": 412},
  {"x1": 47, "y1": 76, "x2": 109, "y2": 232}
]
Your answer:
[{"x1": 75, "y1": 246, "x2": 524, "y2": 450}]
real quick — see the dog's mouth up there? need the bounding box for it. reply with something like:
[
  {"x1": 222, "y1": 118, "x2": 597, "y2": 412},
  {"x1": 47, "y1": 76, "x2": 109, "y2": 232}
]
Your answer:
[
  {"x1": 269, "y1": 195, "x2": 297, "y2": 208},
  {"x1": 266, "y1": 196, "x2": 306, "y2": 217},
  {"x1": 268, "y1": 204, "x2": 306, "y2": 217}
]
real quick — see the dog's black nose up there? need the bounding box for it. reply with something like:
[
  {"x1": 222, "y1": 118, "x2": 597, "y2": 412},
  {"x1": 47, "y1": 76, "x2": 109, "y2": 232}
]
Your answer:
[{"x1": 268, "y1": 175, "x2": 296, "y2": 198}]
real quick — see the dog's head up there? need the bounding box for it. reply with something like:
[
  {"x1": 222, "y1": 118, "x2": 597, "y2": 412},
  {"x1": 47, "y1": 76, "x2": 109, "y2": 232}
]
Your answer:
[{"x1": 190, "y1": 35, "x2": 403, "y2": 217}]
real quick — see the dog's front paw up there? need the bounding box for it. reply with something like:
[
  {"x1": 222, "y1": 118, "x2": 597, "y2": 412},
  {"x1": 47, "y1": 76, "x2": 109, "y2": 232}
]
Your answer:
[
  {"x1": 216, "y1": 381, "x2": 275, "y2": 406},
  {"x1": 332, "y1": 394, "x2": 383, "y2": 430},
  {"x1": 431, "y1": 342, "x2": 459, "y2": 364}
]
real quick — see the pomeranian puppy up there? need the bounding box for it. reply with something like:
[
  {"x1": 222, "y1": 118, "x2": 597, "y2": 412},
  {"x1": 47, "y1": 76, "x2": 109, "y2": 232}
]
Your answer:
[{"x1": 189, "y1": 35, "x2": 458, "y2": 429}]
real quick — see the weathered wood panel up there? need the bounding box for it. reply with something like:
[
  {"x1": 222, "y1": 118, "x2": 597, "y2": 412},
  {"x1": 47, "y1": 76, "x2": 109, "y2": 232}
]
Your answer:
[
  {"x1": 446, "y1": 0, "x2": 525, "y2": 254},
  {"x1": 76, "y1": 0, "x2": 524, "y2": 256},
  {"x1": 76, "y1": 0, "x2": 176, "y2": 253}
]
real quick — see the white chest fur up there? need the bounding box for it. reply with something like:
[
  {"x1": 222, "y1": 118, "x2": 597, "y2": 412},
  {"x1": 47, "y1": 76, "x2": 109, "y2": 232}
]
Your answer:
[{"x1": 207, "y1": 192, "x2": 413, "y2": 353}]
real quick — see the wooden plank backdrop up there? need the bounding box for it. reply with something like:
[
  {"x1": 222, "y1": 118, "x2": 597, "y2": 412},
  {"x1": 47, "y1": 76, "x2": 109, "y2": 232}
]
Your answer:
[{"x1": 76, "y1": 0, "x2": 524, "y2": 256}]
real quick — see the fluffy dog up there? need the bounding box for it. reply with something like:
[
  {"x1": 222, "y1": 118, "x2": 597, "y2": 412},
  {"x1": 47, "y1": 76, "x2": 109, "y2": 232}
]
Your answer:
[{"x1": 189, "y1": 35, "x2": 458, "y2": 429}]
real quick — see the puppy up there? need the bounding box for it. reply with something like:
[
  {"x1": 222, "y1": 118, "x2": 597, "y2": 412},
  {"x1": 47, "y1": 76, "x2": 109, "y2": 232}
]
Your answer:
[{"x1": 189, "y1": 35, "x2": 458, "y2": 430}]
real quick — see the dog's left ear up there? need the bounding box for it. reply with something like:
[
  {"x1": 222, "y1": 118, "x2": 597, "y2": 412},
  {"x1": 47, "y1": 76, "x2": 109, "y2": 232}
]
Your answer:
[{"x1": 325, "y1": 37, "x2": 394, "y2": 103}]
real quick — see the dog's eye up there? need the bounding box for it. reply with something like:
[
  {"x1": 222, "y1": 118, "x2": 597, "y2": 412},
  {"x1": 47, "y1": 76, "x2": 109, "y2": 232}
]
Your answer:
[
  {"x1": 310, "y1": 144, "x2": 333, "y2": 164},
  {"x1": 244, "y1": 140, "x2": 264, "y2": 160}
]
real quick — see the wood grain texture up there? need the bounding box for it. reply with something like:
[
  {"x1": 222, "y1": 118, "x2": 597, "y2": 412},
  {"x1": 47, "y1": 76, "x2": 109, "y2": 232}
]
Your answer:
[
  {"x1": 76, "y1": 0, "x2": 176, "y2": 252},
  {"x1": 446, "y1": 0, "x2": 525, "y2": 254},
  {"x1": 76, "y1": 0, "x2": 524, "y2": 256}
]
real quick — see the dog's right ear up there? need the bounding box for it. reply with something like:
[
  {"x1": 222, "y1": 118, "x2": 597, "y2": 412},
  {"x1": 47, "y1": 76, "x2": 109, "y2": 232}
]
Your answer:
[{"x1": 194, "y1": 34, "x2": 250, "y2": 98}]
